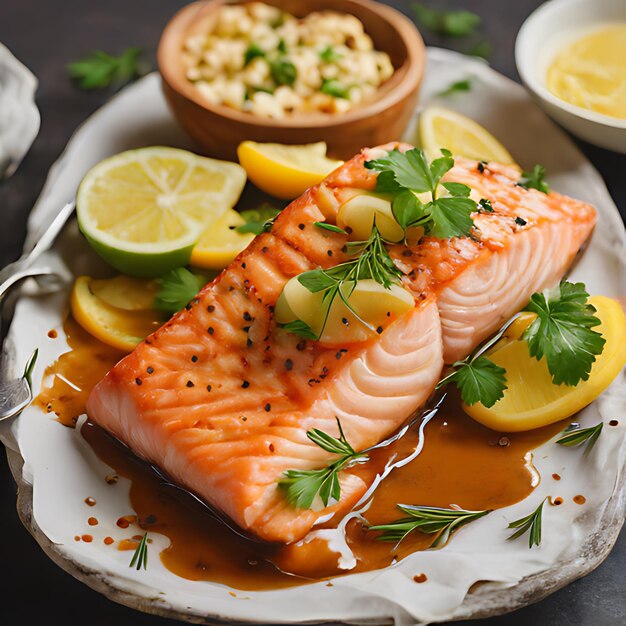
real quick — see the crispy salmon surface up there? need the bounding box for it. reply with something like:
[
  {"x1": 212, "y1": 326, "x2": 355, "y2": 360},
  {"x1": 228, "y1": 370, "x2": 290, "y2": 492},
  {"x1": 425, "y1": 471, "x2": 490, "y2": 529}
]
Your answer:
[{"x1": 87, "y1": 143, "x2": 596, "y2": 543}]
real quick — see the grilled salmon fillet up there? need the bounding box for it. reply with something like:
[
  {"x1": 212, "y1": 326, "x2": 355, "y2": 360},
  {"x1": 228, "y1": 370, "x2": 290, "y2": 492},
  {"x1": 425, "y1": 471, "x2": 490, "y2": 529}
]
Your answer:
[{"x1": 87, "y1": 143, "x2": 596, "y2": 543}]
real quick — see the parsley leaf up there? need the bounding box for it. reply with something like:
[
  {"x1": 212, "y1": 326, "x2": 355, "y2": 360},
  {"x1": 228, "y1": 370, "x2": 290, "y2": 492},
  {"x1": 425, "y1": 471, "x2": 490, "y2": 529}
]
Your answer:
[
  {"x1": 518, "y1": 164, "x2": 550, "y2": 194},
  {"x1": 270, "y1": 58, "x2": 297, "y2": 86},
  {"x1": 68, "y1": 47, "x2": 144, "y2": 89},
  {"x1": 439, "y1": 355, "x2": 507, "y2": 407},
  {"x1": 437, "y1": 78, "x2": 472, "y2": 97},
  {"x1": 522, "y1": 281, "x2": 605, "y2": 386},
  {"x1": 280, "y1": 319, "x2": 318, "y2": 340},
  {"x1": 321, "y1": 78, "x2": 350, "y2": 99},
  {"x1": 365, "y1": 148, "x2": 477, "y2": 239},
  {"x1": 412, "y1": 3, "x2": 481, "y2": 37},
  {"x1": 154, "y1": 268, "x2": 206, "y2": 315},
  {"x1": 236, "y1": 204, "x2": 282, "y2": 235}
]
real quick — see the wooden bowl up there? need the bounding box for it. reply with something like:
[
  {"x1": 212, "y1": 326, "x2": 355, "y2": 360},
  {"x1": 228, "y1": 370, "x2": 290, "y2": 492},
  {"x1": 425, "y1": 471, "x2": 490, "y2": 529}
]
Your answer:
[{"x1": 157, "y1": 0, "x2": 426, "y2": 160}]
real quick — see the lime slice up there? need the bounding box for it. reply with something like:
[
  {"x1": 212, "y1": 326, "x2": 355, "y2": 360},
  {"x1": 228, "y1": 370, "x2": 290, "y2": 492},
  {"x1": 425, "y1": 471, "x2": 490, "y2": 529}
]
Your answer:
[
  {"x1": 418, "y1": 107, "x2": 516, "y2": 164},
  {"x1": 77, "y1": 147, "x2": 246, "y2": 277}
]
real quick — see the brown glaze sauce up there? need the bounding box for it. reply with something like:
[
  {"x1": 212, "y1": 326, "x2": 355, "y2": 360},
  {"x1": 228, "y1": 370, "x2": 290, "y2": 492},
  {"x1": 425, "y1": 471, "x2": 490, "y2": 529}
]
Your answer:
[{"x1": 37, "y1": 318, "x2": 566, "y2": 590}]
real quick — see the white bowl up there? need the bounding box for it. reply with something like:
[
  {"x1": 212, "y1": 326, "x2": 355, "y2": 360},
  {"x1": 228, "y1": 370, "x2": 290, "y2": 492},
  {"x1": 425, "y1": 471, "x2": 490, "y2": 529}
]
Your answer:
[{"x1": 515, "y1": 0, "x2": 626, "y2": 153}]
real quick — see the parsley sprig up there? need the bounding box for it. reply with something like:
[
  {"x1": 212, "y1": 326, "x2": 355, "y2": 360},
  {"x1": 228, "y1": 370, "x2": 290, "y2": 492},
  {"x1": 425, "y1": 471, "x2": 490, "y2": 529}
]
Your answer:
[
  {"x1": 507, "y1": 498, "x2": 546, "y2": 548},
  {"x1": 412, "y1": 3, "x2": 480, "y2": 37},
  {"x1": 518, "y1": 164, "x2": 550, "y2": 194},
  {"x1": 154, "y1": 268, "x2": 206, "y2": 315},
  {"x1": 365, "y1": 148, "x2": 477, "y2": 239},
  {"x1": 282, "y1": 225, "x2": 402, "y2": 340},
  {"x1": 280, "y1": 418, "x2": 368, "y2": 509},
  {"x1": 556, "y1": 422, "x2": 603, "y2": 454},
  {"x1": 522, "y1": 282, "x2": 605, "y2": 386},
  {"x1": 437, "y1": 78, "x2": 472, "y2": 97},
  {"x1": 236, "y1": 204, "x2": 282, "y2": 235},
  {"x1": 68, "y1": 48, "x2": 145, "y2": 90},
  {"x1": 369, "y1": 504, "x2": 490, "y2": 547}
]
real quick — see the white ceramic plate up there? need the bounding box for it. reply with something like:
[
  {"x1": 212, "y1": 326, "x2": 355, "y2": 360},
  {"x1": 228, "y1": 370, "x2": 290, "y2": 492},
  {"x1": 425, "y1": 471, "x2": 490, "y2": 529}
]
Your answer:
[{"x1": 1, "y1": 48, "x2": 625, "y2": 625}]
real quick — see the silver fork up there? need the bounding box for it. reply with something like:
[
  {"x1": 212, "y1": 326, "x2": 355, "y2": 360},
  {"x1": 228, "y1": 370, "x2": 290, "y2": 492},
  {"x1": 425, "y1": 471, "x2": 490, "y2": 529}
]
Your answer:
[{"x1": 0, "y1": 201, "x2": 75, "y2": 421}]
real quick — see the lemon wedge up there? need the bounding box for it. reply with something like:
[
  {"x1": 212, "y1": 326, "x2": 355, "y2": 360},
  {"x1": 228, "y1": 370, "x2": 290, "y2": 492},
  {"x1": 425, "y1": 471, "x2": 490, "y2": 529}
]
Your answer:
[
  {"x1": 418, "y1": 107, "x2": 516, "y2": 164},
  {"x1": 190, "y1": 209, "x2": 255, "y2": 270},
  {"x1": 71, "y1": 275, "x2": 163, "y2": 351},
  {"x1": 237, "y1": 141, "x2": 343, "y2": 200},
  {"x1": 463, "y1": 297, "x2": 626, "y2": 432},
  {"x1": 77, "y1": 147, "x2": 246, "y2": 277}
]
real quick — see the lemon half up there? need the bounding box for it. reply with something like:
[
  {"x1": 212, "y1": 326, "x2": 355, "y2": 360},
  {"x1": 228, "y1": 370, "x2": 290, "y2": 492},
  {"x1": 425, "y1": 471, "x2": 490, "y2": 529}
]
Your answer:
[
  {"x1": 463, "y1": 297, "x2": 626, "y2": 432},
  {"x1": 77, "y1": 147, "x2": 246, "y2": 277}
]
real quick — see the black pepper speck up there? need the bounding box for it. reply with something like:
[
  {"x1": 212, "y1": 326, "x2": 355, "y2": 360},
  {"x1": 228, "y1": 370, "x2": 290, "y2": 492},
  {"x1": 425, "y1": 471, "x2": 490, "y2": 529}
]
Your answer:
[
  {"x1": 298, "y1": 223, "x2": 305, "y2": 230},
  {"x1": 264, "y1": 403, "x2": 271, "y2": 412},
  {"x1": 135, "y1": 378, "x2": 142, "y2": 386},
  {"x1": 243, "y1": 311, "x2": 252, "y2": 321},
  {"x1": 208, "y1": 327, "x2": 214, "y2": 335},
  {"x1": 186, "y1": 380, "x2": 194, "y2": 388},
  {"x1": 242, "y1": 380, "x2": 250, "y2": 389},
  {"x1": 146, "y1": 367, "x2": 154, "y2": 374},
  {"x1": 191, "y1": 355, "x2": 198, "y2": 363},
  {"x1": 285, "y1": 359, "x2": 293, "y2": 371}
]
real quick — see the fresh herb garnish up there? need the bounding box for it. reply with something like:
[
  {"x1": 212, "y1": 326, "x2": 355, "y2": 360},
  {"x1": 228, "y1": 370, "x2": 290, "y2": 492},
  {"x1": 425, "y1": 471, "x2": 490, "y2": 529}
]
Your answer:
[
  {"x1": 507, "y1": 498, "x2": 546, "y2": 548},
  {"x1": 281, "y1": 319, "x2": 318, "y2": 340},
  {"x1": 518, "y1": 164, "x2": 550, "y2": 194},
  {"x1": 515, "y1": 216, "x2": 527, "y2": 226},
  {"x1": 469, "y1": 40, "x2": 492, "y2": 60},
  {"x1": 321, "y1": 78, "x2": 350, "y2": 99},
  {"x1": 438, "y1": 355, "x2": 507, "y2": 408},
  {"x1": 277, "y1": 38, "x2": 288, "y2": 54},
  {"x1": 522, "y1": 281, "x2": 605, "y2": 386},
  {"x1": 154, "y1": 268, "x2": 206, "y2": 315},
  {"x1": 270, "y1": 58, "x2": 297, "y2": 86},
  {"x1": 320, "y1": 46, "x2": 342, "y2": 63},
  {"x1": 314, "y1": 221, "x2": 348, "y2": 234},
  {"x1": 437, "y1": 78, "x2": 472, "y2": 97},
  {"x1": 412, "y1": 3, "x2": 481, "y2": 37},
  {"x1": 280, "y1": 418, "x2": 368, "y2": 509},
  {"x1": 244, "y1": 43, "x2": 266, "y2": 66},
  {"x1": 287, "y1": 226, "x2": 401, "y2": 339},
  {"x1": 365, "y1": 148, "x2": 477, "y2": 239},
  {"x1": 68, "y1": 48, "x2": 144, "y2": 89},
  {"x1": 236, "y1": 204, "x2": 282, "y2": 235},
  {"x1": 129, "y1": 532, "x2": 148, "y2": 570},
  {"x1": 556, "y1": 422, "x2": 603, "y2": 454},
  {"x1": 478, "y1": 198, "x2": 493, "y2": 213},
  {"x1": 22, "y1": 349, "x2": 39, "y2": 393},
  {"x1": 369, "y1": 504, "x2": 490, "y2": 547}
]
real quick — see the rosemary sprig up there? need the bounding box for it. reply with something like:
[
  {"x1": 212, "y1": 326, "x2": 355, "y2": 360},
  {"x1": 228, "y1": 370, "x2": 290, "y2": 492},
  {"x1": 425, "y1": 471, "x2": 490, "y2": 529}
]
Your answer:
[
  {"x1": 22, "y1": 349, "x2": 39, "y2": 393},
  {"x1": 283, "y1": 226, "x2": 401, "y2": 340},
  {"x1": 369, "y1": 504, "x2": 491, "y2": 547},
  {"x1": 280, "y1": 418, "x2": 368, "y2": 509},
  {"x1": 556, "y1": 422, "x2": 603, "y2": 454},
  {"x1": 507, "y1": 498, "x2": 546, "y2": 548},
  {"x1": 129, "y1": 532, "x2": 148, "y2": 570}
]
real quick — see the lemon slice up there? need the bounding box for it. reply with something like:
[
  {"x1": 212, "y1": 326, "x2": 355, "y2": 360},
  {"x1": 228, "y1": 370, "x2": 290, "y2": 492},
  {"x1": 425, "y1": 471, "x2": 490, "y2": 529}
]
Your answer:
[
  {"x1": 71, "y1": 275, "x2": 164, "y2": 351},
  {"x1": 418, "y1": 107, "x2": 516, "y2": 164},
  {"x1": 190, "y1": 209, "x2": 255, "y2": 270},
  {"x1": 237, "y1": 141, "x2": 343, "y2": 200},
  {"x1": 463, "y1": 297, "x2": 626, "y2": 432},
  {"x1": 77, "y1": 147, "x2": 246, "y2": 277}
]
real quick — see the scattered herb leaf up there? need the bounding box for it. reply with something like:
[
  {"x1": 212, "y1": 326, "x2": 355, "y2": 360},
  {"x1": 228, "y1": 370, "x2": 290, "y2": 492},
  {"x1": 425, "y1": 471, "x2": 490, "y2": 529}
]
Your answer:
[
  {"x1": 469, "y1": 39, "x2": 492, "y2": 60},
  {"x1": 556, "y1": 422, "x2": 603, "y2": 454},
  {"x1": 154, "y1": 268, "x2": 206, "y2": 315},
  {"x1": 22, "y1": 349, "x2": 39, "y2": 393},
  {"x1": 236, "y1": 204, "x2": 282, "y2": 235},
  {"x1": 270, "y1": 58, "x2": 297, "y2": 86},
  {"x1": 518, "y1": 164, "x2": 550, "y2": 194},
  {"x1": 507, "y1": 498, "x2": 546, "y2": 548},
  {"x1": 320, "y1": 45, "x2": 343, "y2": 63},
  {"x1": 244, "y1": 43, "x2": 266, "y2": 66},
  {"x1": 437, "y1": 78, "x2": 472, "y2": 97},
  {"x1": 478, "y1": 198, "x2": 494, "y2": 212},
  {"x1": 280, "y1": 319, "x2": 318, "y2": 340},
  {"x1": 412, "y1": 3, "x2": 481, "y2": 37},
  {"x1": 522, "y1": 281, "x2": 605, "y2": 386},
  {"x1": 314, "y1": 221, "x2": 348, "y2": 234},
  {"x1": 280, "y1": 418, "x2": 368, "y2": 509},
  {"x1": 68, "y1": 47, "x2": 144, "y2": 89},
  {"x1": 438, "y1": 355, "x2": 507, "y2": 407},
  {"x1": 321, "y1": 78, "x2": 350, "y2": 99},
  {"x1": 369, "y1": 504, "x2": 490, "y2": 547},
  {"x1": 129, "y1": 532, "x2": 148, "y2": 570}
]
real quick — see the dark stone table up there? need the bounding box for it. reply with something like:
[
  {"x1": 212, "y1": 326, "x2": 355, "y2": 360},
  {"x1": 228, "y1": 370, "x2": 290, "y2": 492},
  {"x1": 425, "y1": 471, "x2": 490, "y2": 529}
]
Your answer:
[{"x1": 0, "y1": 1, "x2": 624, "y2": 624}]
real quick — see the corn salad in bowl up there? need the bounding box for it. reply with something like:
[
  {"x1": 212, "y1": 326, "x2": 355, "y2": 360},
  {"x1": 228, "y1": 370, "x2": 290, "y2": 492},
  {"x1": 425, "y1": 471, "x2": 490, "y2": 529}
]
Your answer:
[{"x1": 182, "y1": 2, "x2": 395, "y2": 118}]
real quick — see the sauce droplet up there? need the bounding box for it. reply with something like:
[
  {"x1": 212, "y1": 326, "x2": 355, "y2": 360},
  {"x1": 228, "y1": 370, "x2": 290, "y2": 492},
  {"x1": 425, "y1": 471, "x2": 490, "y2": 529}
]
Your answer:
[
  {"x1": 118, "y1": 538, "x2": 139, "y2": 551},
  {"x1": 84, "y1": 496, "x2": 96, "y2": 506},
  {"x1": 47, "y1": 329, "x2": 58, "y2": 339},
  {"x1": 116, "y1": 515, "x2": 136, "y2": 529},
  {"x1": 81, "y1": 534, "x2": 93, "y2": 543},
  {"x1": 105, "y1": 473, "x2": 119, "y2": 485},
  {"x1": 88, "y1": 517, "x2": 98, "y2": 526},
  {"x1": 104, "y1": 536, "x2": 114, "y2": 545},
  {"x1": 74, "y1": 535, "x2": 80, "y2": 541},
  {"x1": 552, "y1": 473, "x2": 561, "y2": 481},
  {"x1": 573, "y1": 495, "x2": 586, "y2": 505},
  {"x1": 609, "y1": 420, "x2": 619, "y2": 427},
  {"x1": 551, "y1": 496, "x2": 563, "y2": 506},
  {"x1": 413, "y1": 573, "x2": 428, "y2": 583}
]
